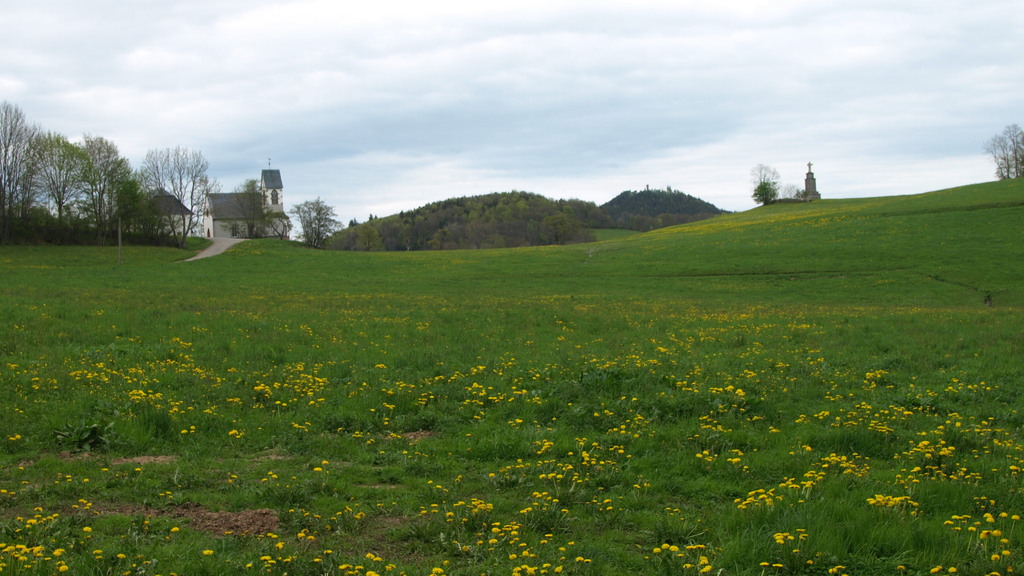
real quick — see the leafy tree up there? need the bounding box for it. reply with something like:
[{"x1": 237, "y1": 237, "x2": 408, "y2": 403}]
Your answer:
[
  {"x1": 0, "y1": 101, "x2": 40, "y2": 243},
  {"x1": 984, "y1": 124, "x2": 1024, "y2": 180},
  {"x1": 751, "y1": 164, "x2": 781, "y2": 205},
  {"x1": 265, "y1": 209, "x2": 292, "y2": 239},
  {"x1": 139, "y1": 146, "x2": 217, "y2": 248},
  {"x1": 753, "y1": 181, "x2": 779, "y2": 205},
  {"x1": 29, "y1": 131, "x2": 87, "y2": 225},
  {"x1": 79, "y1": 134, "x2": 132, "y2": 244},
  {"x1": 357, "y1": 223, "x2": 384, "y2": 251},
  {"x1": 542, "y1": 208, "x2": 581, "y2": 245},
  {"x1": 113, "y1": 175, "x2": 156, "y2": 239},
  {"x1": 289, "y1": 197, "x2": 339, "y2": 248}
]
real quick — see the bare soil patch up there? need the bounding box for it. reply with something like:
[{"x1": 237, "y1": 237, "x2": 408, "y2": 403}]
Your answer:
[
  {"x1": 85, "y1": 502, "x2": 280, "y2": 537},
  {"x1": 171, "y1": 502, "x2": 279, "y2": 536},
  {"x1": 402, "y1": 430, "x2": 436, "y2": 442}
]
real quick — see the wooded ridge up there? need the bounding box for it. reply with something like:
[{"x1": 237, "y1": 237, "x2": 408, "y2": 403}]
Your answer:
[{"x1": 330, "y1": 187, "x2": 725, "y2": 251}]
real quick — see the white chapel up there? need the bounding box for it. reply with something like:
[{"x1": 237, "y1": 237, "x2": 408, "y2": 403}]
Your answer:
[{"x1": 204, "y1": 169, "x2": 289, "y2": 238}]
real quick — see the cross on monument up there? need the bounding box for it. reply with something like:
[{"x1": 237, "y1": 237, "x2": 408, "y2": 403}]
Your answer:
[{"x1": 807, "y1": 162, "x2": 813, "y2": 172}]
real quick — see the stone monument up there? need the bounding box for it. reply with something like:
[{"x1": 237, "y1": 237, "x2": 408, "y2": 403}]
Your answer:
[{"x1": 804, "y1": 162, "x2": 821, "y2": 201}]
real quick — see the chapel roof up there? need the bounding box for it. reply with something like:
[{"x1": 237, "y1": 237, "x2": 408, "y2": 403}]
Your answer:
[
  {"x1": 207, "y1": 193, "x2": 248, "y2": 219},
  {"x1": 261, "y1": 169, "x2": 283, "y2": 190},
  {"x1": 151, "y1": 190, "x2": 193, "y2": 216}
]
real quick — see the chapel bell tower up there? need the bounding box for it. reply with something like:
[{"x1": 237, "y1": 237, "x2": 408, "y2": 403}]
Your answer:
[{"x1": 261, "y1": 169, "x2": 284, "y2": 212}]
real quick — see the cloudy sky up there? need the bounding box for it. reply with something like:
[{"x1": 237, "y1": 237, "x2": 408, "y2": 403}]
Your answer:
[{"x1": 3, "y1": 0, "x2": 1020, "y2": 219}]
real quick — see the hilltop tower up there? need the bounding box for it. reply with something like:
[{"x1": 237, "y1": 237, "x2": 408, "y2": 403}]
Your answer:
[{"x1": 804, "y1": 162, "x2": 821, "y2": 201}]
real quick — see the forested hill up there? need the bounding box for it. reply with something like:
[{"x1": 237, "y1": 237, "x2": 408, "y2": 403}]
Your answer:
[
  {"x1": 600, "y1": 187, "x2": 727, "y2": 230},
  {"x1": 329, "y1": 191, "x2": 612, "y2": 251},
  {"x1": 329, "y1": 188, "x2": 728, "y2": 251}
]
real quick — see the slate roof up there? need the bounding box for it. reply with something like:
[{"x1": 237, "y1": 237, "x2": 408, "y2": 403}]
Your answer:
[
  {"x1": 261, "y1": 169, "x2": 283, "y2": 190},
  {"x1": 207, "y1": 193, "x2": 248, "y2": 219},
  {"x1": 151, "y1": 191, "x2": 193, "y2": 216}
]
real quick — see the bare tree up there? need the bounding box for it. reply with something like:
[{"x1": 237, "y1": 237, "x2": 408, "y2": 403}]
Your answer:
[
  {"x1": 0, "y1": 101, "x2": 40, "y2": 243},
  {"x1": 30, "y1": 131, "x2": 87, "y2": 224},
  {"x1": 779, "y1": 183, "x2": 804, "y2": 200},
  {"x1": 289, "y1": 197, "x2": 340, "y2": 248},
  {"x1": 140, "y1": 146, "x2": 217, "y2": 248},
  {"x1": 79, "y1": 134, "x2": 132, "y2": 244},
  {"x1": 984, "y1": 124, "x2": 1024, "y2": 180}
]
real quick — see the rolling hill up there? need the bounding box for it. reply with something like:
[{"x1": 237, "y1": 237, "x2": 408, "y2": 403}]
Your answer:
[{"x1": 311, "y1": 179, "x2": 1024, "y2": 307}]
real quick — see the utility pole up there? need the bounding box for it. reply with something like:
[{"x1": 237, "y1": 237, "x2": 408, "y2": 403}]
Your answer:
[{"x1": 117, "y1": 217, "x2": 123, "y2": 266}]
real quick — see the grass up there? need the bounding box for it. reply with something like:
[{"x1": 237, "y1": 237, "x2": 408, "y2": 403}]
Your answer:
[
  {"x1": 0, "y1": 179, "x2": 1022, "y2": 575},
  {"x1": 589, "y1": 228, "x2": 640, "y2": 242}
]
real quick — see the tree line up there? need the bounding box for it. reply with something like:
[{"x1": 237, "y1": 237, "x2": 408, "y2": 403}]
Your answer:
[{"x1": 0, "y1": 100, "x2": 217, "y2": 247}]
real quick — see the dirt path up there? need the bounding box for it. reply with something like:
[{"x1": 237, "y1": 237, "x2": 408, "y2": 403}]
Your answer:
[{"x1": 182, "y1": 238, "x2": 247, "y2": 261}]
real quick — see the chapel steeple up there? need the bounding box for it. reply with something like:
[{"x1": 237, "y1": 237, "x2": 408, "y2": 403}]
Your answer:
[{"x1": 261, "y1": 169, "x2": 284, "y2": 212}]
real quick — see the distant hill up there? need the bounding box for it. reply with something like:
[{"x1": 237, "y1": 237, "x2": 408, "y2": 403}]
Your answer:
[
  {"x1": 329, "y1": 187, "x2": 728, "y2": 251},
  {"x1": 600, "y1": 187, "x2": 727, "y2": 230},
  {"x1": 329, "y1": 191, "x2": 612, "y2": 251}
]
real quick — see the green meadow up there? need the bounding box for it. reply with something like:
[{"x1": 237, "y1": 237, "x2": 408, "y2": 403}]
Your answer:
[{"x1": 1, "y1": 180, "x2": 1023, "y2": 576}]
